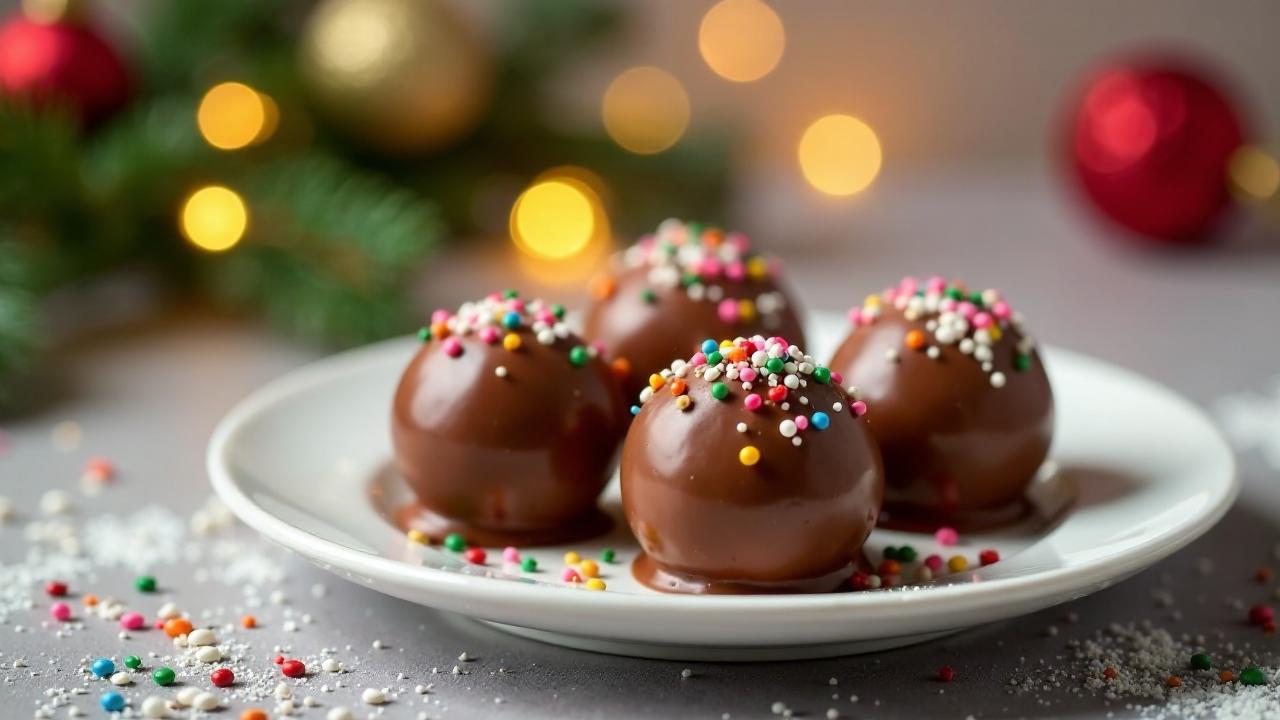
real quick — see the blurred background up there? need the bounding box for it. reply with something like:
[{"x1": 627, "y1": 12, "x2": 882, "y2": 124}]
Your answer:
[{"x1": 2, "y1": 0, "x2": 1279, "y2": 412}]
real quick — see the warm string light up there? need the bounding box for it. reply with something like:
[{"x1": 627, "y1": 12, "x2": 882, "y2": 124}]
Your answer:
[
  {"x1": 180, "y1": 185, "x2": 248, "y2": 252},
  {"x1": 1229, "y1": 145, "x2": 1280, "y2": 202},
  {"x1": 602, "y1": 66, "x2": 689, "y2": 155},
  {"x1": 197, "y1": 82, "x2": 278, "y2": 151},
  {"x1": 798, "y1": 114, "x2": 882, "y2": 196},
  {"x1": 510, "y1": 179, "x2": 599, "y2": 261},
  {"x1": 698, "y1": 0, "x2": 785, "y2": 83}
]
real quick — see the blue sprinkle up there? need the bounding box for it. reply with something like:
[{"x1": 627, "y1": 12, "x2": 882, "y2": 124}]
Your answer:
[
  {"x1": 502, "y1": 311, "x2": 522, "y2": 329},
  {"x1": 701, "y1": 339, "x2": 718, "y2": 355},
  {"x1": 91, "y1": 658, "x2": 115, "y2": 678},
  {"x1": 100, "y1": 692, "x2": 125, "y2": 712},
  {"x1": 811, "y1": 411, "x2": 830, "y2": 430},
  {"x1": 630, "y1": 405, "x2": 641, "y2": 416}
]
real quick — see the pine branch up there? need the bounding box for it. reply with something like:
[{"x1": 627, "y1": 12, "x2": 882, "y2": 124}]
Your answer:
[{"x1": 0, "y1": 237, "x2": 44, "y2": 407}]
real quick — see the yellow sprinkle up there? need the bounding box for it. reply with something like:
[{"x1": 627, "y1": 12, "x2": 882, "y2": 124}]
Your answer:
[
  {"x1": 864, "y1": 294, "x2": 881, "y2": 308},
  {"x1": 988, "y1": 324, "x2": 1002, "y2": 342},
  {"x1": 739, "y1": 445, "x2": 760, "y2": 466},
  {"x1": 675, "y1": 395, "x2": 692, "y2": 411},
  {"x1": 578, "y1": 559, "x2": 599, "y2": 578},
  {"x1": 746, "y1": 256, "x2": 768, "y2": 280},
  {"x1": 738, "y1": 299, "x2": 756, "y2": 322},
  {"x1": 719, "y1": 339, "x2": 733, "y2": 349},
  {"x1": 563, "y1": 551, "x2": 581, "y2": 565},
  {"x1": 648, "y1": 374, "x2": 665, "y2": 391},
  {"x1": 406, "y1": 529, "x2": 429, "y2": 545},
  {"x1": 947, "y1": 555, "x2": 969, "y2": 573},
  {"x1": 503, "y1": 333, "x2": 521, "y2": 351},
  {"x1": 585, "y1": 578, "x2": 606, "y2": 591}
]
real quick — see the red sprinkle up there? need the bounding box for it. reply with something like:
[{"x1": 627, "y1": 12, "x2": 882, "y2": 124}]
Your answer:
[
  {"x1": 937, "y1": 665, "x2": 955, "y2": 682},
  {"x1": 1248, "y1": 605, "x2": 1274, "y2": 626},
  {"x1": 281, "y1": 659, "x2": 305, "y2": 678},
  {"x1": 850, "y1": 572, "x2": 870, "y2": 591},
  {"x1": 464, "y1": 547, "x2": 487, "y2": 565},
  {"x1": 767, "y1": 386, "x2": 787, "y2": 403},
  {"x1": 211, "y1": 668, "x2": 234, "y2": 687},
  {"x1": 923, "y1": 554, "x2": 944, "y2": 572},
  {"x1": 45, "y1": 581, "x2": 68, "y2": 597},
  {"x1": 877, "y1": 559, "x2": 901, "y2": 576},
  {"x1": 978, "y1": 549, "x2": 1000, "y2": 566},
  {"x1": 273, "y1": 655, "x2": 285, "y2": 665}
]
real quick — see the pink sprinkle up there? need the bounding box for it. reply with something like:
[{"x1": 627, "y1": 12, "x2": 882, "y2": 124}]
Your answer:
[
  {"x1": 690, "y1": 352, "x2": 708, "y2": 367},
  {"x1": 502, "y1": 546, "x2": 520, "y2": 563},
  {"x1": 939, "y1": 298, "x2": 957, "y2": 312},
  {"x1": 561, "y1": 568, "x2": 581, "y2": 583},
  {"x1": 899, "y1": 276, "x2": 919, "y2": 295},
  {"x1": 883, "y1": 288, "x2": 898, "y2": 303},
  {"x1": 847, "y1": 307, "x2": 864, "y2": 325},
  {"x1": 926, "y1": 276, "x2": 947, "y2": 293},
  {"x1": 957, "y1": 301, "x2": 977, "y2": 319},
  {"x1": 851, "y1": 401, "x2": 867, "y2": 416},
  {"x1": 767, "y1": 258, "x2": 782, "y2": 278},
  {"x1": 972, "y1": 312, "x2": 992, "y2": 329},
  {"x1": 431, "y1": 309, "x2": 450, "y2": 324},
  {"x1": 590, "y1": 340, "x2": 608, "y2": 356},
  {"x1": 935, "y1": 526, "x2": 959, "y2": 546},
  {"x1": 49, "y1": 602, "x2": 71, "y2": 621},
  {"x1": 120, "y1": 611, "x2": 145, "y2": 630},
  {"x1": 923, "y1": 554, "x2": 944, "y2": 572},
  {"x1": 700, "y1": 258, "x2": 722, "y2": 277},
  {"x1": 794, "y1": 415, "x2": 809, "y2": 431},
  {"x1": 154, "y1": 620, "x2": 165, "y2": 629},
  {"x1": 478, "y1": 326, "x2": 499, "y2": 344},
  {"x1": 508, "y1": 299, "x2": 525, "y2": 312},
  {"x1": 830, "y1": 371, "x2": 843, "y2": 385},
  {"x1": 743, "y1": 394, "x2": 763, "y2": 411},
  {"x1": 537, "y1": 309, "x2": 555, "y2": 324},
  {"x1": 992, "y1": 301, "x2": 1011, "y2": 319},
  {"x1": 442, "y1": 338, "x2": 463, "y2": 358},
  {"x1": 717, "y1": 299, "x2": 739, "y2": 324},
  {"x1": 739, "y1": 367, "x2": 757, "y2": 382},
  {"x1": 725, "y1": 261, "x2": 746, "y2": 281},
  {"x1": 726, "y1": 231, "x2": 751, "y2": 252}
]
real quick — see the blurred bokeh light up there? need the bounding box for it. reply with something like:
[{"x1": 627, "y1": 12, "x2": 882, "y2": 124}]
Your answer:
[
  {"x1": 698, "y1": 0, "x2": 785, "y2": 83},
  {"x1": 180, "y1": 185, "x2": 248, "y2": 252},
  {"x1": 1229, "y1": 145, "x2": 1280, "y2": 201},
  {"x1": 798, "y1": 114, "x2": 882, "y2": 196},
  {"x1": 510, "y1": 178, "x2": 602, "y2": 261},
  {"x1": 197, "y1": 82, "x2": 277, "y2": 150},
  {"x1": 602, "y1": 66, "x2": 690, "y2": 155}
]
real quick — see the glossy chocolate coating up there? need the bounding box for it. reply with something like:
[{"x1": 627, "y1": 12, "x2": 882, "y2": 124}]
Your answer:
[
  {"x1": 621, "y1": 374, "x2": 883, "y2": 594},
  {"x1": 391, "y1": 331, "x2": 625, "y2": 546},
  {"x1": 584, "y1": 264, "x2": 807, "y2": 401},
  {"x1": 829, "y1": 307, "x2": 1053, "y2": 530}
]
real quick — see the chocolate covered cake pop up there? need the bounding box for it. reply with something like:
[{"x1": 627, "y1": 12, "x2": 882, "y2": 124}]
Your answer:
[
  {"x1": 829, "y1": 277, "x2": 1054, "y2": 531},
  {"x1": 621, "y1": 334, "x2": 883, "y2": 594},
  {"x1": 391, "y1": 291, "x2": 626, "y2": 546},
  {"x1": 584, "y1": 219, "x2": 806, "y2": 400}
]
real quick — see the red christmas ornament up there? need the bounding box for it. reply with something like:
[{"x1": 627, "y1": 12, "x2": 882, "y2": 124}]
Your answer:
[
  {"x1": 0, "y1": 15, "x2": 130, "y2": 126},
  {"x1": 1066, "y1": 57, "x2": 1246, "y2": 245}
]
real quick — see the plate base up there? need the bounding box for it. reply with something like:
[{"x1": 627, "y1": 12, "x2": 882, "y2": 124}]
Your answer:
[{"x1": 481, "y1": 621, "x2": 961, "y2": 661}]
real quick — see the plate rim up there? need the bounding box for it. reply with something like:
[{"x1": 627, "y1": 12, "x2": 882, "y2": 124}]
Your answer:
[{"x1": 207, "y1": 315, "x2": 1239, "y2": 619}]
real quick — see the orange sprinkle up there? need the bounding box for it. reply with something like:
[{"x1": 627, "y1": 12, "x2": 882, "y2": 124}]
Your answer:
[
  {"x1": 648, "y1": 374, "x2": 665, "y2": 391},
  {"x1": 904, "y1": 329, "x2": 926, "y2": 350},
  {"x1": 1220, "y1": 670, "x2": 1235, "y2": 683},
  {"x1": 164, "y1": 618, "x2": 194, "y2": 638},
  {"x1": 878, "y1": 559, "x2": 901, "y2": 576},
  {"x1": 1103, "y1": 666, "x2": 1118, "y2": 680},
  {"x1": 727, "y1": 348, "x2": 747, "y2": 363},
  {"x1": 609, "y1": 357, "x2": 631, "y2": 379},
  {"x1": 242, "y1": 615, "x2": 257, "y2": 629},
  {"x1": 669, "y1": 379, "x2": 687, "y2": 396},
  {"x1": 702, "y1": 228, "x2": 723, "y2": 246},
  {"x1": 1257, "y1": 567, "x2": 1274, "y2": 584},
  {"x1": 578, "y1": 559, "x2": 600, "y2": 578},
  {"x1": 1166, "y1": 675, "x2": 1182, "y2": 688},
  {"x1": 430, "y1": 321, "x2": 449, "y2": 340},
  {"x1": 240, "y1": 710, "x2": 269, "y2": 720},
  {"x1": 591, "y1": 275, "x2": 616, "y2": 300},
  {"x1": 83, "y1": 594, "x2": 98, "y2": 607}
]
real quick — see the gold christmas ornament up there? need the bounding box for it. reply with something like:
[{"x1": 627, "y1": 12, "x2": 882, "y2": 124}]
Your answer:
[{"x1": 298, "y1": 0, "x2": 492, "y2": 155}]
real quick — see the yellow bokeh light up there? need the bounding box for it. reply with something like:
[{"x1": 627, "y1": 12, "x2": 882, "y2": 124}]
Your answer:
[
  {"x1": 698, "y1": 0, "x2": 785, "y2": 83},
  {"x1": 510, "y1": 179, "x2": 599, "y2": 261},
  {"x1": 1229, "y1": 145, "x2": 1280, "y2": 201},
  {"x1": 180, "y1": 186, "x2": 248, "y2": 253},
  {"x1": 602, "y1": 67, "x2": 690, "y2": 155},
  {"x1": 197, "y1": 82, "x2": 277, "y2": 151},
  {"x1": 798, "y1": 114, "x2": 882, "y2": 196}
]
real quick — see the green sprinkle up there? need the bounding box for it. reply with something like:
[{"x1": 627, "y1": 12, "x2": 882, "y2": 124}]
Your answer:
[
  {"x1": 444, "y1": 533, "x2": 466, "y2": 552},
  {"x1": 124, "y1": 655, "x2": 141, "y2": 669},
  {"x1": 569, "y1": 345, "x2": 589, "y2": 367},
  {"x1": 882, "y1": 546, "x2": 898, "y2": 561},
  {"x1": 897, "y1": 545, "x2": 917, "y2": 563},
  {"x1": 640, "y1": 288, "x2": 657, "y2": 304},
  {"x1": 945, "y1": 287, "x2": 964, "y2": 300},
  {"x1": 1190, "y1": 653, "x2": 1212, "y2": 671},
  {"x1": 969, "y1": 291, "x2": 985, "y2": 307},
  {"x1": 711, "y1": 382, "x2": 729, "y2": 400},
  {"x1": 686, "y1": 222, "x2": 703, "y2": 239},
  {"x1": 551, "y1": 303, "x2": 565, "y2": 320},
  {"x1": 134, "y1": 575, "x2": 156, "y2": 593},
  {"x1": 707, "y1": 351, "x2": 723, "y2": 365},
  {"x1": 520, "y1": 557, "x2": 538, "y2": 573},
  {"x1": 765, "y1": 358, "x2": 784, "y2": 374},
  {"x1": 681, "y1": 273, "x2": 700, "y2": 288},
  {"x1": 151, "y1": 667, "x2": 176, "y2": 686},
  {"x1": 601, "y1": 548, "x2": 616, "y2": 563},
  {"x1": 812, "y1": 367, "x2": 831, "y2": 384},
  {"x1": 1014, "y1": 354, "x2": 1032, "y2": 372},
  {"x1": 417, "y1": 326, "x2": 431, "y2": 342},
  {"x1": 1241, "y1": 666, "x2": 1267, "y2": 686},
  {"x1": 503, "y1": 289, "x2": 519, "y2": 299}
]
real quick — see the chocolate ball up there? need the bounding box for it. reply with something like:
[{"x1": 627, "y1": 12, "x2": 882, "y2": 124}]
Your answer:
[
  {"x1": 391, "y1": 293, "x2": 626, "y2": 546},
  {"x1": 621, "y1": 335, "x2": 883, "y2": 594},
  {"x1": 584, "y1": 219, "x2": 806, "y2": 401},
  {"x1": 829, "y1": 277, "x2": 1054, "y2": 531}
]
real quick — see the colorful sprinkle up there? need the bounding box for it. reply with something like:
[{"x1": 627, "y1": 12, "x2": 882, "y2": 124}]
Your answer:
[
  {"x1": 281, "y1": 659, "x2": 306, "y2": 678},
  {"x1": 406, "y1": 529, "x2": 429, "y2": 545},
  {"x1": 561, "y1": 568, "x2": 581, "y2": 583},
  {"x1": 1190, "y1": 653, "x2": 1212, "y2": 670},
  {"x1": 947, "y1": 555, "x2": 969, "y2": 573},
  {"x1": 578, "y1": 559, "x2": 599, "y2": 578},
  {"x1": 45, "y1": 580, "x2": 67, "y2": 597},
  {"x1": 1248, "y1": 605, "x2": 1273, "y2": 625},
  {"x1": 585, "y1": 578, "x2": 606, "y2": 591},
  {"x1": 521, "y1": 557, "x2": 538, "y2": 573},
  {"x1": 1241, "y1": 666, "x2": 1268, "y2": 685},
  {"x1": 124, "y1": 655, "x2": 142, "y2": 669},
  {"x1": 100, "y1": 692, "x2": 125, "y2": 712},
  {"x1": 503, "y1": 546, "x2": 520, "y2": 563},
  {"x1": 463, "y1": 547, "x2": 487, "y2": 565},
  {"x1": 564, "y1": 551, "x2": 581, "y2": 565},
  {"x1": 850, "y1": 400, "x2": 867, "y2": 416},
  {"x1": 91, "y1": 658, "x2": 115, "y2": 678},
  {"x1": 211, "y1": 668, "x2": 235, "y2": 687},
  {"x1": 119, "y1": 611, "x2": 145, "y2": 630},
  {"x1": 568, "y1": 345, "x2": 589, "y2": 367},
  {"x1": 937, "y1": 666, "x2": 955, "y2": 682},
  {"x1": 924, "y1": 554, "x2": 943, "y2": 571},
  {"x1": 164, "y1": 618, "x2": 193, "y2": 637},
  {"x1": 897, "y1": 545, "x2": 917, "y2": 563},
  {"x1": 442, "y1": 337, "x2": 463, "y2": 358},
  {"x1": 739, "y1": 445, "x2": 760, "y2": 466},
  {"x1": 811, "y1": 411, "x2": 830, "y2": 430},
  {"x1": 978, "y1": 549, "x2": 1000, "y2": 566},
  {"x1": 601, "y1": 548, "x2": 616, "y2": 563},
  {"x1": 934, "y1": 527, "x2": 959, "y2": 546},
  {"x1": 49, "y1": 601, "x2": 70, "y2": 621},
  {"x1": 242, "y1": 615, "x2": 257, "y2": 629},
  {"x1": 502, "y1": 332, "x2": 521, "y2": 351},
  {"x1": 711, "y1": 382, "x2": 729, "y2": 400},
  {"x1": 151, "y1": 666, "x2": 176, "y2": 686},
  {"x1": 134, "y1": 575, "x2": 157, "y2": 593},
  {"x1": 443, "y1": 533, "x2": 466, "y2": 552}
]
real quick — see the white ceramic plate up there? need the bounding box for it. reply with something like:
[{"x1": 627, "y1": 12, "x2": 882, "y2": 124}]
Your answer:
[{"x1": 208, "y1": 312, "x2": 1237, "y2": 660}]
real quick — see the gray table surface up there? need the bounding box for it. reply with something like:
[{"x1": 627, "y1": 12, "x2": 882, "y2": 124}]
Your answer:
[{"x1": 4, "y1": 171, "x2": 1280, "y2": 719}]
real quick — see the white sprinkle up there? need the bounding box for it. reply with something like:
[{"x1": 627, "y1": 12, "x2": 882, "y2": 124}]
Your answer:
[
  {"x1": 326, "y1": 708, "x2": 353, "y2": 720},
  {"x1": 194, "y1": 646, "x2": 221, "y2": 663},
  {"x1": 373, "y1": 639, "x2": 387, "y2": 650},
  {"x1": 192, "y1": 692, "x2": 219, "y2": 711},
  {"x1": 109, "y1": 672, "x2": 132, "y2": 686},
  {"x1": 361, "y1": 687, "x2": 387, "y2": 705},
  {"x1": 828, "y1": 677, "x2": 838, "y2": 685},
  {"x1": 140, "y1": 696, "x2": 168, "y2": 718},
  {"x1": 494, "y1": 365, "x2": 508, "y2": 378},
  {"x1": 832, "y1": 402, "x2": 843, "y2": 412},
  {"x1": 39, "y1": 490, "x2": 72, "y2": 516},
  {"x1": 736, "y1": 422, "x2": 748, "y2": 433},
  {"x1": 186, "y1": 628, "x2": 216, "y2": 646},
  {"x1": 885, "y1": 348, "x2": 899, "y2": 363},
  {"x1": 681, "y1": 668, "x2": 693, "y2": 679},
  {"x1": 826, "y1": 709, "x2": 839, "y2": 719},
  {"x1": 322, "y1": 658, "x2": 342, "y2": 673},
  {"x1": 458, "y1": 651, "x2": 471, "y2": 662},
  {"x1": 275, "y1": 682, "x2": 293, "y2": 700},
  {"x1": 270, "y1": 590, "x2": 287, "y2": 605},
  {"x1": 156, "y1": 603, "x2": 179, "y2": 620},
  {"x1": 779, "y1": 420, "x2": 797, "y2": 438},
  {"x1": 990, "y1": 372, "x2": 1007, "y2": 388},
  {"x1": 174, "y1": 687, "x2": 201, "y2": 707}
]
